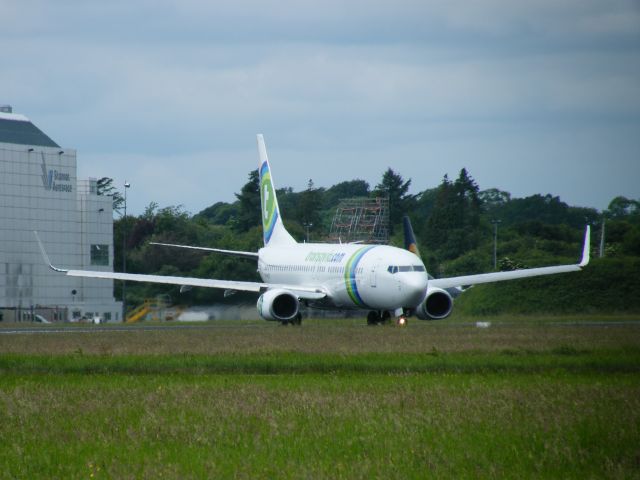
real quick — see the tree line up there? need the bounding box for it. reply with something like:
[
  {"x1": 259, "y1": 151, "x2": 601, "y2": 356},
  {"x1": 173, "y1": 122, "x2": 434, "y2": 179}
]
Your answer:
[{"x1": 100, "y1": 170, "x2": 640, "y2": 309}]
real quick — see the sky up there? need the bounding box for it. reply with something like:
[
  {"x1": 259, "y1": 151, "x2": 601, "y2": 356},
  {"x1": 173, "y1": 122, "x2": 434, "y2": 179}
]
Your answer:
[{"x1": 2, "y1": 0, "x2": 639, "y2": 215}]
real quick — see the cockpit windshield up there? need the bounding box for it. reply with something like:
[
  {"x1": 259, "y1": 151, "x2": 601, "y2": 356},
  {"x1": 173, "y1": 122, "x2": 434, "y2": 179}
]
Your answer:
[{"x1": 387, "y1": 265, "x2": 426, "y2": 274}]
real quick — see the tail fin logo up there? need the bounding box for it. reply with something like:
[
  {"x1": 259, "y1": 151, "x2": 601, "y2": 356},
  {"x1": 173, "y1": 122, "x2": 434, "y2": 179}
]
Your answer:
[{"x1": 260, "y1": 161, "x2": 278, "y2": 244}]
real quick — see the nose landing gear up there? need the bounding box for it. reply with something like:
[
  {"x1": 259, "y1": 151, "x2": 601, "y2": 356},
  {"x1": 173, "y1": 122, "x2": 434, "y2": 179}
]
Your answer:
[{"x1": 367, "y1": 311, "x2": 390, "y2": 325}]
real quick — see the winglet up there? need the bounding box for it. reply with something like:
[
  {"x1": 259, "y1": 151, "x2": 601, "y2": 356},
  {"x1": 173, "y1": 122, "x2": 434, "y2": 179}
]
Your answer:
[
  {"x1": 579, "y1": 225, "x2": 590, "y2": 268},
  {"x1": 33, "y1": 231, "x2": 68, "y2": 273}
]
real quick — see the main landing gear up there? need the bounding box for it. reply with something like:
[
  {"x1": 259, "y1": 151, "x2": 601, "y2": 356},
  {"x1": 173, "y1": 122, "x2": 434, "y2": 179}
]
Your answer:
[
  {"x1": 281, "y1": 313, "x2": 302, "y2": 326},
  {"x1": 367, "y1": 310, "x2": 408, "y2": 326}
]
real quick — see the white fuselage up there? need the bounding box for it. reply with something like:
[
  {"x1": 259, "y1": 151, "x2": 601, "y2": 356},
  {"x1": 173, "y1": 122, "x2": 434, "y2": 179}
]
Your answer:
[{"x1": 258, "y1": 243, "x2": 429, "y2": 311}]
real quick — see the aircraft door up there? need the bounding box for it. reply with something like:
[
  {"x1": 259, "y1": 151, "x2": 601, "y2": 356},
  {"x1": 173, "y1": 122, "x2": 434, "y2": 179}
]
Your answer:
[{"x1": 369, "y1": 262, "x2": 378, "y2": 288}]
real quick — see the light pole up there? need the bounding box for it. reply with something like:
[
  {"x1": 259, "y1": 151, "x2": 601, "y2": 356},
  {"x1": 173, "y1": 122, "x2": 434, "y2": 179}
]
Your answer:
[
  {"x1": 303, "y1": 222, "x2": 313, "y2": 243},
  {"x1": 599, "y1": 216, "x2": 606, "y2": 258},
  {"x1": 491, "y1": 219, "x2": 501, "y2": 270},
  {"x1": 122, "y1": 181, "x2": 130, "y2": 321}
]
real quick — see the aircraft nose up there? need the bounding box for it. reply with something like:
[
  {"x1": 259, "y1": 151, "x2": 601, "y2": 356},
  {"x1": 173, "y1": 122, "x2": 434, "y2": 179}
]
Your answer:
[{"x1": 401, "y1": 273, "x2": 428, "y2": 306}]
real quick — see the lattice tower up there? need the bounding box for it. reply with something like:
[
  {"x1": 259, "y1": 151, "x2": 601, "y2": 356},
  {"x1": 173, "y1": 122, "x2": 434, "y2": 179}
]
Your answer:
[{"x1": 328, "y1": 196, "x2": 389, "y2": 244}]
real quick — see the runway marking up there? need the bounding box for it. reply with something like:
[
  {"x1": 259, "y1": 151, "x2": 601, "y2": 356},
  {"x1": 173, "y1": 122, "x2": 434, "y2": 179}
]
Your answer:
[{"x1": 0, "y1": 320, "x2": 638, "y2": 335}]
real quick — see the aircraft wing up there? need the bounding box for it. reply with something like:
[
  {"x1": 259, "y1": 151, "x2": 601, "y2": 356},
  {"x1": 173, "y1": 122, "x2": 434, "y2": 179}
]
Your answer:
[
  {"x1": 149, "y1": 242, "x2": 258, "y2": 259},
  {"x1": 429, "y1": 226, "x2": 591, "y2": 290},
  {"x1": 34, "y1": 232, "x2": 325, "y2": 300}
]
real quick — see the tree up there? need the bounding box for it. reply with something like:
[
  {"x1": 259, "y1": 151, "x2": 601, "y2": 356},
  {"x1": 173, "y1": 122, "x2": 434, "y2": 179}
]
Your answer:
[
  {"x1": 324, "y1": 180, "x2": 370, "y2": 209},
  {"x1": 607, "y1": 196, "x2": 640, "y2": 219},
  {"x1": 234, "y1": 170, "x2": 261, "y2": 232},
  {"x1": 373, "y1": 168, "x2": 413, "y2": 234},
  {"x1": 494, "y1": 194, "x2": 599, "y2": 228},
  {"x1": 423, "y1": 169, "x2": 484, "y2": 260},
  {"x1": 296, "y1": 179, "x2": 323, "y2": 236},
  {"x1": 423, "y1": 174, "x2": 456, "y2": 252},
  {"x1": 479, "y1": 188, "x2": 511, "y2": 213},
  {"x1": 195, "y1": 202, "x2": 239, "y2": 226},
  {"x1": 453, "y1": 168, "x2": 482, "y2": 228},
  {"x1": 96, "y1": 177, "x2": 124, "y2": 214}
]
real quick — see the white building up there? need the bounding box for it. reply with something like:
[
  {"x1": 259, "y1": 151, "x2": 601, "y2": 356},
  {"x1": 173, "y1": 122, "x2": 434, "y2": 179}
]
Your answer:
[{"x1": 0, "y1": 106, "x2": 122, "y2": 322}]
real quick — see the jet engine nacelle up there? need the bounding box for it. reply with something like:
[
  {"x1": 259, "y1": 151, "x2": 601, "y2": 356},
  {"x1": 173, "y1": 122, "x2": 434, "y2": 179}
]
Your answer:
[
  {"x1": 416, "y1": 286, "x2": 454, "y2": 320},
  {"x1": 257, "y1": 289, "x2": 300, "y2": 322}
]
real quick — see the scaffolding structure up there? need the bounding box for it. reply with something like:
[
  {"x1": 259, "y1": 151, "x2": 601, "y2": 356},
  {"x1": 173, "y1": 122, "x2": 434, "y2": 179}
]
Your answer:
[{"x1": 329, "y1": 196, "x2": 389, "y2": 244}]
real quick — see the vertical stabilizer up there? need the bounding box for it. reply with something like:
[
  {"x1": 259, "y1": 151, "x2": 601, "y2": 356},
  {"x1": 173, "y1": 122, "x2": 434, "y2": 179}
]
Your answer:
[
  {"x1": 257, "y1": 134, "x2": 297, "y2": 247},
  {"x1": 403, "y1": 216, "x2": 421, "y2": 257}
]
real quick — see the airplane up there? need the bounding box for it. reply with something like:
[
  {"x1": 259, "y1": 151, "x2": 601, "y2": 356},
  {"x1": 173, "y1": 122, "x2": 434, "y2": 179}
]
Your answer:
[{"x1": 35, "y1": 134, "x2": 591, "y2": 326}]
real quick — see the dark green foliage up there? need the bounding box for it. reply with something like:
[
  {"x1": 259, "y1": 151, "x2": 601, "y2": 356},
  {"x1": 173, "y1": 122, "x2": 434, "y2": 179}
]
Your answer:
[
  {"x1": 323, "y1": 179, "x2": 370, "y2": 208},
  {"x1": 112, "y1": 162, "x2": 639, "y2": 315},
  {"x1": 373, "y1": 168, "x2": 414, "y2": 234},
  {"x1": 457, "y1": 257, "x2": 640, "y2": 315},
  {"x1": 96, "y1": 177, "x2": 124, "y2": 213},
  {"x1": 607, "y1": 196, "x2": 640, "y2": 219},
  {"x1": 195, "y1": 201, "x2": 239, "y2": 226},
  {"x1": 443, "y1": 249, "x2": 493, "y2": 276},
  {"x1": 479, "y1": 187, "x2": 511, "y2": 210},
  {"x1": 233, "y1": 169, "x2": 261, "y2": 232},
  {"x1": 422, "y1": 169, "x2": 484, "y2": 261},
  {"x1": 296, "y1": 179, "x2": 324, "y2": 230},
  {"x1": 495, "y1": 193, "x2": 599, "y2": 228},
  {"x1": 622, "y1": 225, "x2": 640, "y2": 256},
  {"x1": 498, "y1": 257, "x2": 527, "y2": 271}
]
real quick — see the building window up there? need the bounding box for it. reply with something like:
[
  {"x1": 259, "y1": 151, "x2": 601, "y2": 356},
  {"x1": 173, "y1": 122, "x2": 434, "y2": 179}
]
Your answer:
[
  {"x1": 104, "y1": 312, "x2": 112, "y2": 321},
  {"x1": 91, "y1": 244, "x2": 109, "y2": 266}
]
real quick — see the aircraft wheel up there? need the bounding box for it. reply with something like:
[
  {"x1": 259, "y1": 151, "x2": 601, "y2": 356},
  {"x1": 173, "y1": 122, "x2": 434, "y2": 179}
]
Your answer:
[
  {"x1": 293, "y1": 313, "x2": 302, "y2": 326},
  {"x1": 367, "y1": 311, "x2": 380, "y2": 325},
  {"x1": 381, "y1": 311, "x2": 392, "y2": 324}
]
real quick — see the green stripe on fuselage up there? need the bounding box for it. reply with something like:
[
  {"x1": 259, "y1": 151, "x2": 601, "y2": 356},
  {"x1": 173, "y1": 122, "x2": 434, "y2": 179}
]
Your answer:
[{"x1": 344, "y1": 246, "x2": 375, "y2": 307}]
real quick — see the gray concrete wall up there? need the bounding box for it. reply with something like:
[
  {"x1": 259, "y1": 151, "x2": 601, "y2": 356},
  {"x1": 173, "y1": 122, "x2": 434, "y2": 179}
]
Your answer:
[{"x1": 0, "y1": 142, "x2": 122, "y2": 322}]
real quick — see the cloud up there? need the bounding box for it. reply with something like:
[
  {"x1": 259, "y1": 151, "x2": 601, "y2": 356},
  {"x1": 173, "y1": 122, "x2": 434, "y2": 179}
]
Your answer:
[{"x1": 1, "y1": 0, "x2": 639, "y2": 213}]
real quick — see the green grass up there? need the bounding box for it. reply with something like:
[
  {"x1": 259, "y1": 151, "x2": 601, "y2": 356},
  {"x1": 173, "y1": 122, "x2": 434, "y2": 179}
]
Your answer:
[
  {"x1": 1, "y1": 318, "x2": 639, "y2": 478},
  {"x1": 0, "y1": 348, "x2": 639, "y2": 376}
]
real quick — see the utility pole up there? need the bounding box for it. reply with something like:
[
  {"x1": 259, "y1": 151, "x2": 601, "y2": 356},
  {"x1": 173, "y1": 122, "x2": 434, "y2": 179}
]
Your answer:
[
  {"x1": 599, "y1": 216, "x2": 606, "y2": 258},
  {"x1": 303, "y1": 222, "x2": 313, "y2": 243},
  {"x1": 122, "y1": 181, "x2": 131, "y2": 321}
]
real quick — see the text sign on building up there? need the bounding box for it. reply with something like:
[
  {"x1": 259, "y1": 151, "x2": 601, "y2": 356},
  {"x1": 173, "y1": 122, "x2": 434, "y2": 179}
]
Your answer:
[{"x1": 40, "y1": 153, "x2": 72, "y2": 192}]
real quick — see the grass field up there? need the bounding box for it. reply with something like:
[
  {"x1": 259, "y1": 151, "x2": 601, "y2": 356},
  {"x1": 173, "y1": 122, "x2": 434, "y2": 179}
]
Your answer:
[{"x1": 1, "y1": 315, "x2": 639, "y2": 479}]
